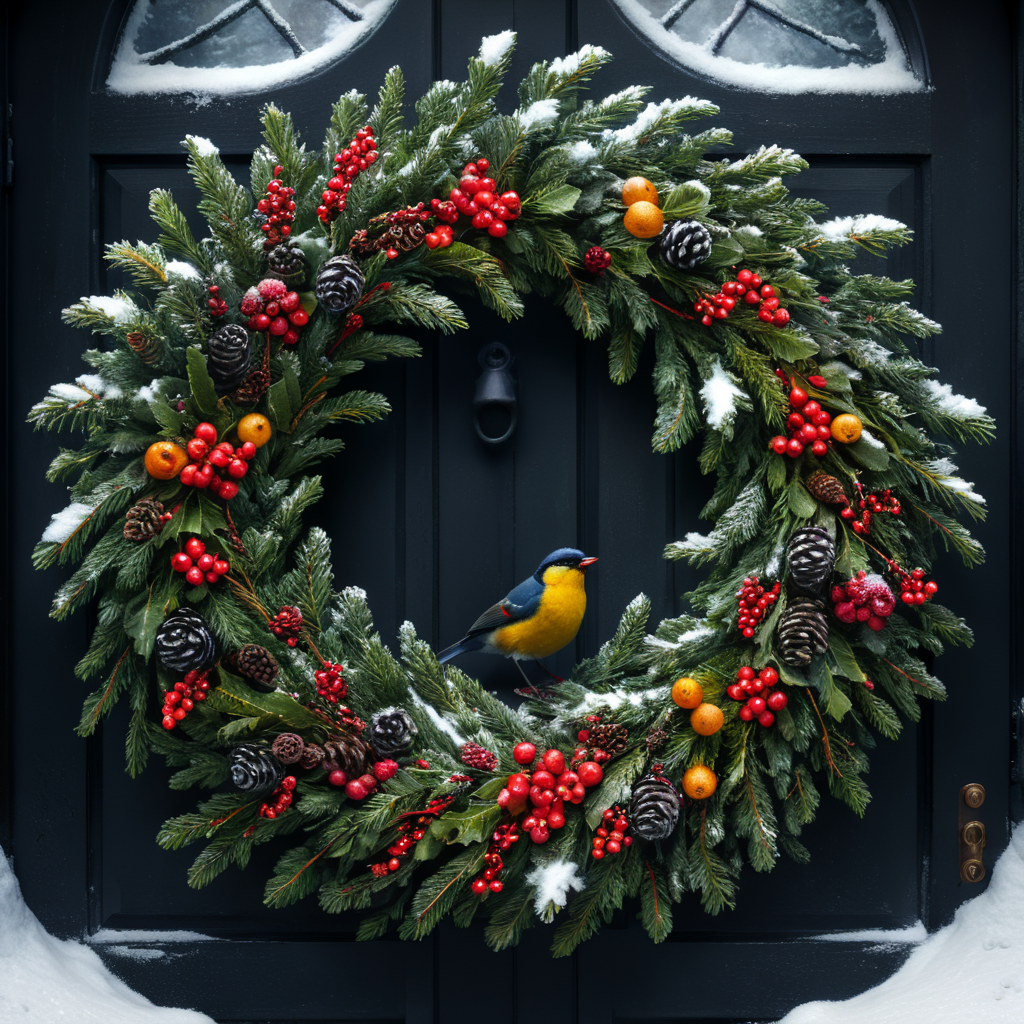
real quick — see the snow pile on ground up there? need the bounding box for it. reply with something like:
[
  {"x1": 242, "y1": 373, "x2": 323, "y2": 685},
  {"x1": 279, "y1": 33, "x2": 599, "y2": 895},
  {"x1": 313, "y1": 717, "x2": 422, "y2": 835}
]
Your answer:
[
  {"x1": 779, "y1": 825, "x2": 1024, "y2": 1022},
  {"x1": 0, "y1": 849, "x2": 213, "y2": 1023}
]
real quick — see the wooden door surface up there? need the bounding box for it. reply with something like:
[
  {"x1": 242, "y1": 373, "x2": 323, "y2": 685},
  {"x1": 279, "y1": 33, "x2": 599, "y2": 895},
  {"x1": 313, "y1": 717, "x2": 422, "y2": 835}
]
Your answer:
[{"x1": 3, "y1": 1, "x2": 1018, "y2": 1021}]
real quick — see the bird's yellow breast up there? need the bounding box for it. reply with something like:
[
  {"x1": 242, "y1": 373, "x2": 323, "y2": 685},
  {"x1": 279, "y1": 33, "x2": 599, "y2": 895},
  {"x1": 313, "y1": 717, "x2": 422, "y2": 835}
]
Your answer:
[{"x1": 493, "y1": 565, "x2": 587, "y2": 659}]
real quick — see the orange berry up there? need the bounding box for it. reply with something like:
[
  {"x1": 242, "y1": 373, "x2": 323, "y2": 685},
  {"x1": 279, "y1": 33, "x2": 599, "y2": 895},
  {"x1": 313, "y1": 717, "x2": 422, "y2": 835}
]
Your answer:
[
  {"x1": 690, "y1": 703, "x2": 724, "y2": 736},
  {"x1": 621, "y1": 176, "x2": 658, "y2": 207},
  {"x1": 830, "y1": 413, "x2": 863, "y2": 444},
  {"x1": 681, "y1": 765, "x2": 718, "y2": 800},
  {"x1": 671, "y1": 677, "x2": 704, "y2": 709},
  {"x1": 623, "y1": 201, "x2": 664, "y2": 239},
  {"x1": 144, "y1": 441, "x2": 188, "y2": 480},
  {"x1": 237, "y1": 413, "x2": 272, "y2": 447}
]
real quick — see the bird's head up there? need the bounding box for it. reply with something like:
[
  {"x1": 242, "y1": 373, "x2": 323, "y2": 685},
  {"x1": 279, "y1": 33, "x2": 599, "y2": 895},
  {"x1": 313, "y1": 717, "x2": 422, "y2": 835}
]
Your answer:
[{"x1": 534, "y1": 547, "x2": 598, "y2": 584}]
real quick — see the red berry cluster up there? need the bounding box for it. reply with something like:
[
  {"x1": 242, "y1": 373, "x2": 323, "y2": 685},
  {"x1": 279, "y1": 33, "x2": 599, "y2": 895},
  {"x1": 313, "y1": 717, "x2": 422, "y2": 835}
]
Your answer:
[
  {"x1": 314, "y1": 661, "x2": 346, "y2": 704},
  {"x1": 424, "y1": 199, "x2": 459, "y2": 249},
  {"x1": 257, "y1": 166, "x2": 296, "y2": 250},
  {"x1": 268, "y1": 605, "x2": 303, "y2": 647},
  {"x1": 461, "y1": 742, "x2": 499, "y2": 771},
  {"x1": 736, "y1": 575, "x2": 781, "y2": 638},
  {"x1": 496, "y1": 744, "x2": 604, "y2": 844},
  {"x1": 584, "y1": 246, "x2": 612, "y2": 275},
  {"x1": 160, "y1": 670, "x2": 210, "y2": 730},
  {"x1": 448, "y1": 158, "x2": 521, "y2": 240},
  {"x1": 318, "y1": 127, "x2": 378, "y2": 224},
  {"x1": 180, "y1": 422, "x2": 255, "y2": 501},
  {"x1": 832, "y1": 571, "x2": 895, "y2": 631},
  {"x1": 207, "y1": 284, "x2": 227, "y2": 318},
  {"x1": 694, "y1": 269, "x2": 790, "y2": 328},
  {"x1": 886, "y1": 561, "x2": 938, "y2": 606},
  {"x1": 572, "y1": 715, "x2": 614, "y2": 766},
  {"x1": 770, "y1": 377, "x2": 833, "y2": 459},
  {"x1": 839, "y1": 483, "x2": 901, "y2": 535},
  {"x1": 171, "y1": 535, "x2": 230, "y2": 587},
  {"x1": 471, "y1": 822, "x2": 521, "y2": 894},
  {"x1": 259, "y1": 775, "x2": 297, "y2": 818},
  {"x1": 240, "y1": 279, "x2": 309, "y2": 345},
  {"x1": 591, "y1": 805, "x2": 633, "y2": 860},
  {"x1": 727, "y1": 666, "x2": 787, "y2": 727},
  {"x1": 369, "y1": 796, "x2": 453, "y2": 878}
]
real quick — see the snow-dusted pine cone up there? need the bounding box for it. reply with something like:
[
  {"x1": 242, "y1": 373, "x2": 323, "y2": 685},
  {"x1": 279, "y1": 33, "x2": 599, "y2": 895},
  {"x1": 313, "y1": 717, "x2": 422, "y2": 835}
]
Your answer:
[
  {"x1": 461, "y1": 742, "x2": 498, "y2": 771},
  {"x1": 369, "y1": 708, "x2": 418, "y2": 758},
  {"x1": 206, "y1": 323, "x2": 252, "y2": 394},
  {"x1": 628, "y1": 774, "x2": 680, "y2": 841},
  {"x1": 155, "y1": 607, "x2": 216, "y2": 674},
  {"x1": 314, "y1": 255, "x2": 364, "y2": 316},
  {"x1": 235, "y1": 644, "x2": 279, "y2": 692},
  {"x1": 228, "y1": 743, "x2": 284, "y2": 793},
  {"x1": 266, "y1": 242, "x2": 308, "y2": 286},
  {"x1": 777, "y1": 598, "x2": 829, "y2": 667},
  {"x1": 657, "y1": 219, "x2": 713, "y2": 270},
  {"x1": 123, "y1": 498, "x2": 165, "y2": 542},
  {"x1": 806, "y1": 471, "x2": 849, "y2": 508},
  {"x1": 271, "y1": 733, "x2": 304, "y2": 764},
  {"x1": 786, "y1": 526, "x2": 836, "y2": 594}
]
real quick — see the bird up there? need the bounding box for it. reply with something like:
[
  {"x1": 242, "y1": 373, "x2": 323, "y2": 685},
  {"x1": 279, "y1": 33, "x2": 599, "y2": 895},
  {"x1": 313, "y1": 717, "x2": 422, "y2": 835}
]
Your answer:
[{"x1": 437, "y1": 548, "x2": 597, "y2": 682}]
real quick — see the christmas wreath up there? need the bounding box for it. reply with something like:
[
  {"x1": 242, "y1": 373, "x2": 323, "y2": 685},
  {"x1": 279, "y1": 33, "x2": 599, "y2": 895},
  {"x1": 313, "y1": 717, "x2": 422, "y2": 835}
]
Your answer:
[{"x1": 33, "y1": 35, "x2": 992, "y2": 953}]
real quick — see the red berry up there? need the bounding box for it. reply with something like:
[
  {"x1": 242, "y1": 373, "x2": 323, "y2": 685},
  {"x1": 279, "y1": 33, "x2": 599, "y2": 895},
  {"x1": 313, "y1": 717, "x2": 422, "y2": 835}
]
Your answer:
[
  {"x1": 771, "y1": 435, "x2": 788, "y2": 454},
  {"x1": 288, "y1": 309, "x2": 308, "y2": 327},
  {"x1": 217, "y1": 480, "x2": 240, "y2": 501},
  {"x1": 542, "y1": 749, "x2": 566, "y2": 775},
  {"x1": 766, "y1": 691, "x2": 788, "y2": 711},
  {"x1": 787, "y1": 413, "x2": 806, "y2": 431},
  {"x1": 185, "y1": 567, "x2": 204, "y2": 586},
  {"x1": 748, "y1": 697, "x2": 766, "y2": 715},
  {"x1": 193, "y1": 422, "x2": 218, "y2": 445},
  {"x1": 812, "y1": 440, "x2": 828, "y2": 456},
  {"x1": 187, "y1": 438, "x2": 209, "y2": 461},
  {"x1": 345, "y1": 780, "x2": 369, "y2": 801},
  {"x1": 487, "y1": 219, "x2": 508, "y2": 238},
  {"x1": 737, "y1": 667, "x2": 756, "y2": 681},
  {"x1": 530, "y1": 825, "x2": 550, "y2": 844},
  {"x1": 252, "y1": 313, "x2": 271, "y2": 331},
  {"x1": 265, "y1": 301, "x2": 280, "y2": 318},
  {"x1": 727, "y1": 684, "x2": 745, "y2": 701},
  {"x1": 789, "y1": 387, "x2": 808, "y2": 408},
  {"x1": 513, "y1": 742, "x2": 536, "y2": 765},
  {"x1": 507, "y1": 774, "x2": 530, "y2": 798},
  {"x1": 786, "y1": 438, "x2": 804, "y2": 458},
  {"x1": 240, "y1": 441, "x2": 257, "y2": 460},
  {"x1": 171, "y1": 553, "x2": 192, "y2": 573},
  {"x1": 472, "y1": 878, "x2": 488, "y2": 894},
  {"x1": 773, "y1": 309, "x2": 791, "y2": 327},
  {"x1": 227, "y1": 459, "x2": 248, "y2": 479},
  {"x1": 196, "y1": 553, "x2": 215, "y2": 572},
  {"x1": 184, "y1": 537, "x2": 205, "y2": 559},
  {"x1": 738, "y1": 705, "x2": 755, "y2": 722},
  {"x1": 577, "y1": 761, "x2": 603, "y2": 787},
  {"x1": 758, "y1": 710, "x2": 775, "y2": 727},
  {"x1": 269, "y1": 316, "x2": 289, "y2": 336},
  {"x1": 213, "y1": 559, "x2": 230, "y2": 576}
]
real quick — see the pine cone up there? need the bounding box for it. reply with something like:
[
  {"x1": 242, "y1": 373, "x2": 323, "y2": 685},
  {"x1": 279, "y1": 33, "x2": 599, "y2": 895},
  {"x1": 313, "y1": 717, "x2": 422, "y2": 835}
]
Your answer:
[
  {"x1": 322, "y1": 734, "x2": 372, "y2": 776},
  {"x1": 657, "y1": 219, "x2": 713, "y2": 271},
  {"x1": 126, "y1": 330, "x2": 161, "y2": 366},
  {"x1": 314, "y1": 255, "x2": 364, "y2": 316},
  {"x1": 348, "y1": 229, "x2": 377, "y2": 258},
  {"x1": 232, "y1": 365, "x2": 272, "y2": 405},
  {"x1": 155, "y1": 607, "x2": 216, "y2": 674},
  {"x1": 228, "y1": 743, "x2": 284, "y2": 793},
  {"x1": 299, "y1": 742, "x2": 325, "y2": 771},
  {"x1": 369, "y1": 708, "x2": 418, "y2": 758},
  {"x1": 123, "y1": 498, "x2": 165, "y2": 542},
  {"x1": 589, "y1": 722, "x2": 628, "y2": 754},
  {"x1": 629, "y1": 774, "x2": 681, "y2": 841},
  {"x1": 235, "y1": 644, "x2": 279, "y2": 692},
  {"x1": 266, "y1": 242, "x2": 308, "y2": 286},
  {"x1": 646, "y1": 727, "x2": 668, "y2": 753},
  {"x1": 379, "y1": 219, "x2": 426, "y2": 255},
  {"x1": 786, "y1": 526, "x2": 836, "y2": 594},
  {"x1": 806, "y1": 471, "x2": 849, "y2": 508},
  {"x1": 206, "y1": 324, "x2": 252, "y2": 394},
  {"x1": 777, "y1": 598, "x2": 829, "y2": 667},
  {"x1": 460, "y1": 742, "x2": 498, "y2": 771},
  {"x1": 271, "y1": 732, "x2": 305, "y2": 765}
]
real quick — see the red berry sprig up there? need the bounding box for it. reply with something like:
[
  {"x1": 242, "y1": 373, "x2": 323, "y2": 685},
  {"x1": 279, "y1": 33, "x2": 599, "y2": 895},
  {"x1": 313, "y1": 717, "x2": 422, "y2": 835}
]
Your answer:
[
  {"x1": 206, "y1": 284, "x2": 227, "y2": 318},
  {"x1": 268, "y1": 604, "x2": 303, "y2": 647},
  {"x1": 314, "y1": 661, "x2": 346, "y2": 704},
  {"x1": 727, "y1": 665, "x2": 787, "y2": 728},
  {"x1": 171, "y1": 535, "x2": 230, "y2": 587},
  {"x1": 591, "y1": 805, "x2": 633, "y2": 860},
  {"x1": 694, "y1": 268, "x2": 790, "y2": 327},
  {"x1": 179, "y1": 422, "x2": 256, "y2": 502},
  {"x1": 769, "y1": 374, "x2": 833, "y2": 459},
  {"x1": 257, "y1": 166, "x2": 296, "y2": 250},
  {"x1": 318, "y1": 127, "x2": 378, "y2": 224},
  {"x1": 240, "y1": 278, "x2": 309, "y2": 345},
  {"x1": 886, "y1": 561, "x2": 939, "y2": 606},
  {"x1": 584, "y1": 246, "x2": 612, "y2": 275},
  {"x1": 736, "y1": 575, "x2": 781, "y2": 638},
  {"x1": 160, "y1": 670, "x2": 210, "y2": 730},
  {"x1": 259, "y1": 774, "x2": 297, "y2": 819},
  {"x1": 832, "y1": 571, "x2": 895, "y2": 631},
  {"x1": 571, "y1": 715, "x2": 615, "y2": 766},
  {"x1": 471, "y1": 822, "x2": 520, "y2": 894},
  {"x1": 369, "y1": 796, "x2": 453, "y2": 878},
  {"x1": 839, "y1": 482, "x2": 901, "y2": 535},
  {"x1": 448, "y1": 158, "x2": 521, "y2": 239}
]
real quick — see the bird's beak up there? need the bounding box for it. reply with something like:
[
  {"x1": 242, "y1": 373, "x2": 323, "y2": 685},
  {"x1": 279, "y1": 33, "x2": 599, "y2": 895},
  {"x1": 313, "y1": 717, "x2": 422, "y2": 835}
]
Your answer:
[{"x1": 578, "y1": 556, "x2": 598, "y2": 569}]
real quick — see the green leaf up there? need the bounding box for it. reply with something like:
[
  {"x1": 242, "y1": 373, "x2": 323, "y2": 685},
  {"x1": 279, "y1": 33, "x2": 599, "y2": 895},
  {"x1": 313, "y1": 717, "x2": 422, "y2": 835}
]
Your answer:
[
  {"x1": 123, "y1": 574, "x2": 183, "y2": 657},
  {"x1": 529, "y1": 184, "x2": 581, "y2": 215},
  {"x1": 205, "y1": 677, "x2": 323, "y2": 731},
  {"x1": 845, "y1": 436, "x2": 890, "y2": 471},
  {"x1": 185, "y1": 346, "x2": 220, "y2": 418},
  {"x1": 267, "y1": 378, "x2": 295, "y2": 434},
  {"x1": 807, "y1": 660, "x2": 852, "y2": 721},
  {"x1": 429, "y1": 803, "x2": 503, "y2": 847},
  {"x1": 298, "y1": 291, "x2": 318, "y2": 316},
  {"x1": 761, "y1": 331, "x2": 819, "y2": 362},
  {"x1": 786, "y1": 480, "x2": 818, "y2": 519},
  {"x1": 827, "y1": 632, "x2": 866, "y2": 683}
]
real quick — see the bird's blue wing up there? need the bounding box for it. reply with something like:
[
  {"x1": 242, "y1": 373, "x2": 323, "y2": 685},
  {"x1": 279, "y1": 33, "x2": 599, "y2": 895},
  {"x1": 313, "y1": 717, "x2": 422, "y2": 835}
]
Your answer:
[{"x1": 464, "y1": 576, "x2": 544, "y2": 637}]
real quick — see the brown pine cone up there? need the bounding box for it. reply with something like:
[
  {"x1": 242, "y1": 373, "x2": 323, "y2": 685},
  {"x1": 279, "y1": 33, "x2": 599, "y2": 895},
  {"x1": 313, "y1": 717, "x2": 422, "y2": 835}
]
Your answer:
[
  {"x1": 322, "y1": 733, "x2": 372, "y2": 777},
  {"x1": 348, "y1": 228, "x2": 378, "y2": 257},
  {"x1": 298, "y1": 743, "x2": 325, "y2": 771},
  {"x1": 126, "y1": 330, "x2": 161, "y2": 365},
  {"x1": 379, "y1": 219, "x2": 426, "y2": 254},
  {"x1": 236, "y1": 644, "x2": 279, "y2": 692},
  {"x1": 232, "y1": 366, "x2": 272, "y2": 404},
  {"x1": 271, "y1": 732, "x2": 304, "y2": 764},
  {"x1": 646, "y1": 727, "x2": 668, "y2": 753},
  {"x1": 123, "y1": 498, "x2": 166, "y2": 542},
  {"x1": 806, "y1": 471, "x2": 850, "y2": 508},
  {"x1": 589, "y1": 722, "x2": 628, "y2": 754}
]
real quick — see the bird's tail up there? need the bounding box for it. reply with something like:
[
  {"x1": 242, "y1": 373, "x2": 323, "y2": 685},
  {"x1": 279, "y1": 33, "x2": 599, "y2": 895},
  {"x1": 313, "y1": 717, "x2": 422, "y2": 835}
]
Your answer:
[{"x1": 437, "y1": 636, "x2": 484, "y2": 664}]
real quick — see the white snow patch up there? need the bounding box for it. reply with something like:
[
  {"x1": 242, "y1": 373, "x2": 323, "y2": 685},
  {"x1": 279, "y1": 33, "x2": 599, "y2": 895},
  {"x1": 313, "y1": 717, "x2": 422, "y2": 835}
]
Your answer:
[
  {"x1": 645, "y1": 624, "x2": 714, "y2": 650},
  {"x1": 812, "y1": 921, "x2": 928, "y2": 944},
  {"x1": 526, "y1": 858, "x2": 586, "y2": 916},
  {"x1": 41, "y1": 502, "x2": 94, "y2": 544},
  {"x1": 549, "y1": 44, "x2": 609, "y2": 78},
  {"x1": 921, "y1": 380, "x2": 988, "y2": 419},
  {"x1": 80, "y1": 294, "x2": 136, "y2": 323},
  {"x1": 700, "y1": 359, "x2": 746, "y2": 431},
  {"x1": 410, "y1": 693, "x2": 464, "y2": 745},
  {"x1": 735, "y1": 224, "x2": 763, "y2": 237},
  {"x1": 478, "y1": 30, "x2": 515, "y2": 67},
  {"x1": 611, "y1": 0, "x2": 924, "y2": 96},
  {"x1": 48, "y1": 383, "x2": 95, "y2": 403},
  {"x1": 779, "y1": 826, "x2": 1024, "y2": 1023},
  {"x1": 564, "y1": 140, "x2": 598, "y2": 165},
  {"x1": 926, "y1": 457, "x2": 958, "y2": 476},
  {"x1": 164, "y1": 260, "x2": 200, "y2": 280},
  {"x1": 571, "y1": 686, "x2": 663, "y2": 715},
  {"x1": 818, "y1": 213, "x2": 907, "y2": 240},
  {"x1": 184, "y1": 135, "x2": 218, "y2": 157},
  {"x1": 939, "y1": 477, "x2": 986, "y2": 506},
  {"x1": 518, "y1": 99, "x2": 560, "y2": 131},
  {"x1": 671, "y1": 532, "x2": 712, "y2": 555},
  {"x1": 0, "y1": 849, "x2": 214, "y2": 1022},
  {"x1": 135, "y1": 379, "x2": 163, "y2": 405},
  {"x1": 599, "y1": 84, "x2": 647, "y2": 108},
  {"x1": 89, "y1": 929, "x2": 215, "y2": 945},
  {"x1": 77, "y1": 374, "x2": 122, "y2": 400},
  {"x1": 859, "y1": 428, "x2": 886, "y2": 450},
  {"x1": 603, "y1": 96, "x2": 715, "y2": 143}
]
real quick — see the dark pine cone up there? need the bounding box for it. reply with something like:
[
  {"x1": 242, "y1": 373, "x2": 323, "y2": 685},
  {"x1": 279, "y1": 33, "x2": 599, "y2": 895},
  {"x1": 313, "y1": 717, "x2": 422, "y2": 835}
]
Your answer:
[
  {"x1": 299, "y1": 742, "x2": 325, "y2": 771},
  {"x1": 777, "y1": 598, "x2": 829, "y2": 667},
  {"x1": 786, "y1": 526, "x2": 836, "y2": 595},
  {"x1": 657, "y1": 219, "x2": 713, "y2": 271},
  {"x1": 266, "y1": 242, "x2": 308, "y2": 286},
  {"x1": 228, "y1": 743, "x2": 284, "y2": 794},
  {"x1": 646, "y1": 727, "x2": 668, "y2": 753},
  {"x1": 123, "y1": 498, "x2": 165, "y2": 542},
  {"x1": 206, "y1": 324, "x2": 252, "y2": 395},
  {"x1": 369, "y1": 708, "x2": 418, "y2": 758},
  {"x1": 589, "y1": 722, "x2": 628, "y2": 754},
  {"x1": 235, "y1": 644, "x2": 279, "y2": 692},
  {"x1": 155, "y1": 607, "x2": 216, "y2": 674},
  {"x1": 314, "y1": 255, "x2": 364, "y2": 316},
  {"x1": 806, "y1": 471, "x2": 849, "y2": 509},
  {"x1": 271, "y1": 732, "x2": 305, "y2": 765},
  {"x1": 322, "y1": 734, "x2": 372, "y2": 776},
  {"x1": 629, "y1": 774, "x2": 681, "y2": 842}
]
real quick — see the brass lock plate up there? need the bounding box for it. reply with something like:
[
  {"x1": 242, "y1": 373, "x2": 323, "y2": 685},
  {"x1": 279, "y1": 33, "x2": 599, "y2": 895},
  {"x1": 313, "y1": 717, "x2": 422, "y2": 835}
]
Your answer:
[{"x1": 958, "y1": 784, "x2": 986, "y2": 883}]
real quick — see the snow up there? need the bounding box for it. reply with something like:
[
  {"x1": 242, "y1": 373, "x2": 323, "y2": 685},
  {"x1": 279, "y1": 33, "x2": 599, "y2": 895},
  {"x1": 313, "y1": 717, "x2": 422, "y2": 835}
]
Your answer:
[
  {"x1": 564, "y1": 140, "x2": 598, "y2": 164},
  {"x1": 410, "y1": 692, "x2": 464, "y2": 745},
  {"x1": 669, "y1": 531, "x2": 713, "y2": 556},
  {"x1": 77, "y1": 374, "x2": 122, "y2": 399},
  {"x1": 526, "y1": 858, "x2": 586, "y2": 917},
  {"x1": 549, "y1": 44, "x2": 609, "y2": 78},
  {"x1": 939, "y1": 477, "x2": 986, "y2": 506},
  {"x1": 921, "y1": 380, "x2": 988, "y2": 419},
  {"x1": 611, "y1": 0, "x2": 924, "y2": 95},
  {"x1": 518, "y1": 99, "x2": 560, "y2": 131},
  {"x1": 89, "y1": 929, "x2": 215, "y2": 945},
  {"x1": 135, "y1": 379, "x2": 163, "y2": 405},
  {"x1": 164, "y1": 260, "x2": 200, "y2": 280},
  {"x1": 645, "y1": 623, "x2": 714, "y2": 650},
  {"x1": 49, "y1": 383, "x2": 95, "y2": 403},
  {"x1": 0, "y1": 849, "x2": 214, "y2": 1022},
  {"x1": 735, "y1": 224, "x2": 763, "y2": 237},
  {"x1": 818, "y1": 213, "x2": 906, "y2": 240},
  {"x1": 700, "y1": 358, "x2": 746, "y2": 431},
  {"x1": 478, "y1": 30, "x2": 515, "y2": 67},
  {"x1": 859, "y1": 428, "x2": 886, "y2": 450},
  {"x1": 603, "y1": 96, "x2": 716, "y2": 143},
  {"x1": 599, "y1": 84, "x2": 647, "y2": 107},
  {"x1": 570, "y1": 686, "x2": 664, "y2": 715},
  {"x1": 184, "y1": 135, "x2": 218, "y2": 157},
  {"x1": 779, "y1": 825, "x2": 1024, "y2": 1023},
  {"x1": 107, "y1": 2, "x2": 398, "y2": 99},
  {"x1": 80, "y1": 295, "x2": 136, "y2": 323},
  {"x1": 41, "y1": 502, "x2": 94, "y2": 544},
  {"x1": 813, "y1": 921, "x2": 928, "y2": 944}
]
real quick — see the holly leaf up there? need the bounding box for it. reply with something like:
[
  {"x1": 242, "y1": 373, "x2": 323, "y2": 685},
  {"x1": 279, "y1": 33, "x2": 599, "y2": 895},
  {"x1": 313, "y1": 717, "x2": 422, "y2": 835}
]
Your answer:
[
  {"x1": 845, "y1": 436, "x2": 890, "y2": 471},
  {"x1": 702, "y1": 233, "x2": 745, "y2": 269},
  {"x1": 429, "y1": 803, "x2": 503, "y2": 847},
  {"x1": 185, "y1": 346, "x2": 221, "y2": 418},
  {"x1": 124, "y1": 573, "x2": 182, "y2": 657},
  {"x1": 761, "y1": 331, "x2": 819, "y2": 362},
  {"x1": 267, "y1": 378, "x2": 295, "y2": 434},
  {"x1": 806, "y1": 659, "x2": 852, "y2": 721},
  {"x1": 786, "y1": 480, "x2": 818, "y2": 519},
  {"x1": 776, "y1": 705, "x2": 796, "y2": 741},
  {"x1": 298, "y1": 291, "x2": 318, "y2": 316},
  {"x1": 156, "y1": 493, "x2": 227, "y2": 547},
  {"x1": 529, "y1": 184, "x2": 581, "y2": 216},
  {"x1": 205, "y1": 676, "x2": 322, "y2": 730},
  {"x1": 827, "y1": 632, "x2": 866, "y2": 683}
]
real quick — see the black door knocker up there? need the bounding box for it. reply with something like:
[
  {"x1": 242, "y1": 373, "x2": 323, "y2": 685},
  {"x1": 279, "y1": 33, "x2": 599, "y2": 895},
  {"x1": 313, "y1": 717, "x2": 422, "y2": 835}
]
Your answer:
[{"x1": 473, "y1": 341, "x2": 517, "y2": 444}]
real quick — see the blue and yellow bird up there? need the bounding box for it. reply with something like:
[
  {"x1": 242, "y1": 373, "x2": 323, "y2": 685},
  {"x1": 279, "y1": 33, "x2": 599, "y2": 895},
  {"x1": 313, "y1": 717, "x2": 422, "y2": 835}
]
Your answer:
[{"x1": 438, "y1": 548, "x2": 597, "y2": 676}]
